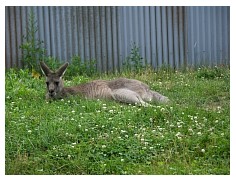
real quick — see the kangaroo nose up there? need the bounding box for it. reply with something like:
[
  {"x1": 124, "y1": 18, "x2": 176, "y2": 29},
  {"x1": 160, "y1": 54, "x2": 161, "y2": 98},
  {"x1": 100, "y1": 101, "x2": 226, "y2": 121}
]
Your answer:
[{"x1": 49, "y1": 89, "x2": 54, "y2": 94}]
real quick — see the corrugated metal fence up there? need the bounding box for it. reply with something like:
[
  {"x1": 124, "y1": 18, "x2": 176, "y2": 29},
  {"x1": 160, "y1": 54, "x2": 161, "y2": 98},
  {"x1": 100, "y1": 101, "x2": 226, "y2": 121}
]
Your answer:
[{"x1": 5, "y1": 6, "x2": 230, "y2": 71}]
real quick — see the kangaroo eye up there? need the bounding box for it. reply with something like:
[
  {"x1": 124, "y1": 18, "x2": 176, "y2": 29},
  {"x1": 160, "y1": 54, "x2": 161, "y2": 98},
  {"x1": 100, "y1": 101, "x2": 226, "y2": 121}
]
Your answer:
[
  {"x1": 55, "y1": 82, "x2": 59, "y2": 86},
  {"x1": 46, "y1": 82, "x2": 49, "y2": 86}
]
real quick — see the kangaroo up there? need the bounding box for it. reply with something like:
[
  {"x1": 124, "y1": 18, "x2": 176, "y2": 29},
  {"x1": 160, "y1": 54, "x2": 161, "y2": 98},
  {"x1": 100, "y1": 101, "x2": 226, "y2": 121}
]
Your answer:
[{"x1": 40, "y1": 61, "x2": 169, "y2": 106}]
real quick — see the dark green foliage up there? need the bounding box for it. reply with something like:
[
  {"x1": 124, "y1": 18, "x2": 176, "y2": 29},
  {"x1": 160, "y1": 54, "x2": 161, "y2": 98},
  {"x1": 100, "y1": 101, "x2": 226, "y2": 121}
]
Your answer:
[
  {"x1": 123, "y1": 43, "x2": 145, "y2": 72},
  {"x1": 66, "y1": 56, "x2": 97, "y2": 77},
  {"x1": 20, "y1": 9, "x2": 46, "y2": 72},
  {"x1": 196, "y1": 66, "x2": 230, "y2": 80}
]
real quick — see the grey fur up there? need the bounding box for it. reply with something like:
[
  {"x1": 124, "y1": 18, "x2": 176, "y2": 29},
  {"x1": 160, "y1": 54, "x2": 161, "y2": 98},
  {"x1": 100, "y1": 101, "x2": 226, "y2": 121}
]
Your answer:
[{"x1": 40, "y1": 62, "x2": 169, "y2": 105}]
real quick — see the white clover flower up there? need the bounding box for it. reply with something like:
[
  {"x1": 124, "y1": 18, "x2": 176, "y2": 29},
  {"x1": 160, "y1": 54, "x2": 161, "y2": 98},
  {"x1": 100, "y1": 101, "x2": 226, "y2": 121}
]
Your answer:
[
  {"x1": 121, "y1": 159, "x2": 124, "y2": 162},
  {"x1": 71, "y1": 110, "x2": 75, "y2": 113},
  {"x1": 27, "y1": 130, "x2": 32, "y2": 133},
  {"x1": 175, "y1": 132, "x2": 181, "y2": 137},
  {"x1": 102, "y1": 145, "x2": 106, "y2": 148},
  {"x1": 197, "y1": 132, "x2": 202, "y2": 135},
  {"x1": 201, "y1": 149, "x2": 205, "y2": 153},
  {"x1": 203, "y1": 117, "x2": 207, "y2": 121},
  {"x1": 188, "y1": 128, "x2": 193, "y2": 132}
]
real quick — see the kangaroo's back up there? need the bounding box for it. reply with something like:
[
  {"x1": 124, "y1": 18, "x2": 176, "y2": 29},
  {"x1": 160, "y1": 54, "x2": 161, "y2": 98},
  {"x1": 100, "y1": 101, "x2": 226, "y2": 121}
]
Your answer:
[
  {"x1": 108, "y1": 78, "x2": 150, "y2": 96},
  {"x1": 66, "y1": 80, "x2": 112, "y2": 99}
]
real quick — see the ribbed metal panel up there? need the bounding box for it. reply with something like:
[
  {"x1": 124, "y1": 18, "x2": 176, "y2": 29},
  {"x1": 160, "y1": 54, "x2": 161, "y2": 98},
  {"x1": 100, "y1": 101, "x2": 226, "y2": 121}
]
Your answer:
[
  {"x1": 186, "y1": 6, "x2": 230, "y2": 67},
  {"x1": 119, "y1": 6, "x2": 187, "y2": 69},
  {"x1": 5, "y1": 6, "x2": 230, "y2": 71}
]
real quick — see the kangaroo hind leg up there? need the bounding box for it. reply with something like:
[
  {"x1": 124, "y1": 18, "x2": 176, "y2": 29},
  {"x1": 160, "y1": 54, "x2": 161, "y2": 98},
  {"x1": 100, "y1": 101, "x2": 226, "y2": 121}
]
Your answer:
[
  {"x1": 151, "y1": 90, "x2": 170, "y2": 103},
  {"x1": 111, "y1": 88, "x2": 148, "y2": 106}
]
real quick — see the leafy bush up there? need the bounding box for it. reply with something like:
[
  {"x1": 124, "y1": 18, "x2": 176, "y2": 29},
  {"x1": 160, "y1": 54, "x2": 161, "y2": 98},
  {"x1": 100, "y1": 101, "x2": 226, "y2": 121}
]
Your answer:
[
  {"x1": 66, "y1": 56, "x2": 97, "y2": 77},
  {"x1": 20, "y1": 9, "x2": 46, "y2": 73},
  {"x1": 123, "y1": 43, "x2": 145, "y2": 72},
  {"x1": 196, "y1": 66, "x2": 229, "y2": 79}
]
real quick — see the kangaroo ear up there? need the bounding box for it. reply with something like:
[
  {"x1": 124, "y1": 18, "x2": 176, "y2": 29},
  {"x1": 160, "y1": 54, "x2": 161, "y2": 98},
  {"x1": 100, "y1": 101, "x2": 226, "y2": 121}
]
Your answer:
[
  {"x1": 56, "y1": 62, "x2": 69, "y2": 77},
  {"x1": 40, "y1": 61, "x2": 53, "y2": 76}
]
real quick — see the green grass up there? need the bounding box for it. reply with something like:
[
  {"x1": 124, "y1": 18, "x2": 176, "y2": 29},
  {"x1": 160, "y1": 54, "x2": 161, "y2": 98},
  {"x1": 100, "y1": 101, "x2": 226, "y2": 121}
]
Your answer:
[{"x1": 5, "y1": 67, "x2": 230, "y2": 174}]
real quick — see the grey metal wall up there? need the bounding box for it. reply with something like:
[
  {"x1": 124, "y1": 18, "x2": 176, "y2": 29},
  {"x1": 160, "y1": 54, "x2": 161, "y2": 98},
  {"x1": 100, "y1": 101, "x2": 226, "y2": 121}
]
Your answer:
[
  {"x1": 5, "y1": 6, "x2": 230, "y2": 71},
  {"x1": 120, "y1": 6, "x2": 186, "y2": 69},
  {"x1": 186, "y1": 6, "x2": 230, "y2": 67}
]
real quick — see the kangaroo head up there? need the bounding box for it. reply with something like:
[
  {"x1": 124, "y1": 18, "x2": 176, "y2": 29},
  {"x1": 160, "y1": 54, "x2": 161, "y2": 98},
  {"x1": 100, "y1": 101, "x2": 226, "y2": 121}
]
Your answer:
[{"x1": 40, "y1": 61, "x2": 69, "y2": 99}]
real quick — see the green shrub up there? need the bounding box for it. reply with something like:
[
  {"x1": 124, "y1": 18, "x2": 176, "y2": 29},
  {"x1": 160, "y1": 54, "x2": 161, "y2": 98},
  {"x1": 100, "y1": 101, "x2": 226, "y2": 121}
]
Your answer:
[
  {"x1": 123, "y1": 43, "x2": 145, "y2": 72},
  {"x1": 20, "y1": 9, "x2": 46, "y2": 73},
  {"x1": 66, "y1": 56, "x2": 97, "y2": 77}
]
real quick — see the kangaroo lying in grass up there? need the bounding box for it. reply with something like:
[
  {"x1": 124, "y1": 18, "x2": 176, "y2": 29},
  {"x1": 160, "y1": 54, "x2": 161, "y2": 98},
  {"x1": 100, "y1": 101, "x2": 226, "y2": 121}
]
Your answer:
[{"x1": 40, "y1": 61, "x2": 169, "y2": 106}]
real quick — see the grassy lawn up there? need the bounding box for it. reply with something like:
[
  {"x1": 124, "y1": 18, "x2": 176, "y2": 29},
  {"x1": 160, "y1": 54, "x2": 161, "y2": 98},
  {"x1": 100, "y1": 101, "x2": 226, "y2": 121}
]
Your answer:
[{"x1": 5, "y1": 67, "x2": 230, "y2": 175}]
